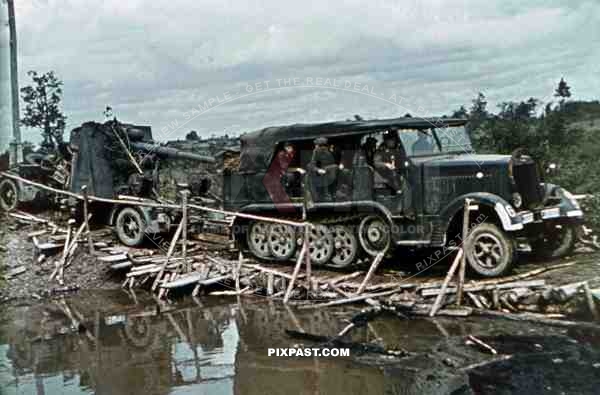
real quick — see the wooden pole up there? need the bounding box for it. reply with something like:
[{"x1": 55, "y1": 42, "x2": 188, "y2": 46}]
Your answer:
[
  {"x1": 457, "y1": 198, "x2": 471, "y2": 306},
  {"x1": 180, "y1": 190, "x2": 189, "y2": 273},
  {"x1": 284, "y1": 240, "x2": 308, "y2": 304},
  {"x1": 304, "y1": 224, "x2": 312, "y2": 291},
  {"x1": 7, "y1": 0, "x2": 22, "y2": 165},
  {"x1": 81, "y1": 185, "x2": 95, "y2": 255},
  {"x1": 235, "y1": 250, "x2": 243, "y2": 293},
  {"x1": 429, "y1": 248, "x2": 464, "y2": 317},
  {"x1": 152, "y1": 220, "x2": 184, "y2": 291},
  {"x1": 356, "y1": 251, "x2": 385, "y2": 295}
]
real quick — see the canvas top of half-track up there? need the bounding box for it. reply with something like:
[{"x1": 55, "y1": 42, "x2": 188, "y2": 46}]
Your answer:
[{"x1": 244, "y1": 214, "x2": 390, "y2": 269}]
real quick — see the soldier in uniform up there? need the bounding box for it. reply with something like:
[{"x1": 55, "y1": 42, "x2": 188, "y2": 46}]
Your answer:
[
  {"x1": 373, "y1": 129, "x2": 406, "y2": 195},
  {"x1": 308, "y1": 137, "x2": 337, "y2": 201}
]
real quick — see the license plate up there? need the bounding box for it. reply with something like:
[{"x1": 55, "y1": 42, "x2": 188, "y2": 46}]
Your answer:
[{"x1": 541, "y1": 207, "x2": 560, "y2": 219}]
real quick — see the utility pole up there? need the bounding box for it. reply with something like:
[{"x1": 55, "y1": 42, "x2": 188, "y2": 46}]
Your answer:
[{"x1": 7, "y1": 0, "x2": 22, "y2": 166}]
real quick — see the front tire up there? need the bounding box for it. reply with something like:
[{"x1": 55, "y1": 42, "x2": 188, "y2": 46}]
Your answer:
[{"x1": 464, "y1": 223, "x2": 515, "y2": 277}]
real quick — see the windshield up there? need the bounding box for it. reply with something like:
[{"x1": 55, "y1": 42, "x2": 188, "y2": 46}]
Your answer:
[{"x1": 398, "y1": 125, "x2": 473, "y2": 157}]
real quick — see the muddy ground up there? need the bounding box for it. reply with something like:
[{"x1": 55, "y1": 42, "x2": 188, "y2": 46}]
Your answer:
[
  {"x1": 1, "y1": 210, "x2": 600, "y2": 305},
  {"x1": 0, "y1": 214, "x2": 120, "y2": 304},
  {"x1": 2, "y1": 211, "x2": 600, "y2": 394}
]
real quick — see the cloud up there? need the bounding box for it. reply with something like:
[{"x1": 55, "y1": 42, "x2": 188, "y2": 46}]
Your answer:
[{"x1": 0, "y1": 0, "x2": 598, "y2": 147}]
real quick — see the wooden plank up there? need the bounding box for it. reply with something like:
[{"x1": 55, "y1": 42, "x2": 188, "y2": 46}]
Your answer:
[
  {"x1": 161, "y1": 273, "x2": 205, "y2": 289},
  {"x1": 98, "y1": 253, "x2": 129, "y2": 263},
  {"x1": 422, "y1": 279, "x2": 546, "y2": 297},
  {"x1": 110, "y1": 261, "x2": 133, "y2": 270},
  {"x1": 4, "y1": 266, "x2": 26, "y2": 278},
  {"x1": 430, "y1": 249, "x2": 463, "y2": 317},
  {"x1": 355, "y1": 252, "x2": 385, "y2": 295}
]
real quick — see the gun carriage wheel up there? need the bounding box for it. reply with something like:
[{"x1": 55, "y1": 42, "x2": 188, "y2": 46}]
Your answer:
[
  {"x1": 115, "y1": 207, "x2": 147, "y2": 247},
  {"x1": 0, "y1": 178, "x2": 19, "y2": 212}
]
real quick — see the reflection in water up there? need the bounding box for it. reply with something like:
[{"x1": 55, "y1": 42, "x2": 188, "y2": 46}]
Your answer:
[
  {"x1": 0, "y1": 291, "x2": 388, "y2": 395},
  {"x1": 3, "y1": 291, "x2": 584, "y2": 395}
]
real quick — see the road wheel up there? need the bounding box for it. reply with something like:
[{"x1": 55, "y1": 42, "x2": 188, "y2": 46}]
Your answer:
[
  {"x1": 330, "y1": 225, "x2": 359, "y2": 268},
  {"x1": 116, "y1": 207, "x2": 147, "y2": 247},
  {"x1": 358, "y1": 215, "x2": 391, "y2": 256},
  {"x1": 267, "y1": 223, "x2": 297, "y2": 261},
  {"x1": 308, "y1": 224, "x2": 334, "y2": 266},
  {"x1": 247, "y1": 221, "x2": 271, "y2": 259},
  {"x1": 532, "y1": 224, "x2": 576, "y2": 259},
  {"x1": 0, "y1": 179, "x2": 19, "y2": 212},
  {"x1": 464, "y1": 223, "x2": 515, "y2": 277}
]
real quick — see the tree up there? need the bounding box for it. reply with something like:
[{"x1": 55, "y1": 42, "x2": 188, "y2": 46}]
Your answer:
[
  {"x1": 554, "y1": 78, "x2": 572, "y2": 100},
  {"x1": 20, "y1": 71, "x2": 66, "y2": 151},
  {"x1": 451, "y1": 105, "x2": 468, "y2": 118},
  {"x1": 186, "y1": 130, "x2": 200, "y2": 141},
  {"x1": 469, "y1": 92, "x2": 488, "y2": 119}
]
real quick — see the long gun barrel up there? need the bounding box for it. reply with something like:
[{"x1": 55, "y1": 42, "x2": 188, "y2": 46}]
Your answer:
[{"x1": 131, "y1": 142, "x2": 216, "y2": 163}]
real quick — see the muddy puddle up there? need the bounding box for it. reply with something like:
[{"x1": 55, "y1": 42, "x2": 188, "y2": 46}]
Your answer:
[{"x1": 1, "y1": 290, "x2": 600, "y2": 394}]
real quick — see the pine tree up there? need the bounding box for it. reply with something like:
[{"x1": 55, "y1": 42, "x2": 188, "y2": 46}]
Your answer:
[{"x1": 554, "y1": 78, "x2": 572, "y2": 100}]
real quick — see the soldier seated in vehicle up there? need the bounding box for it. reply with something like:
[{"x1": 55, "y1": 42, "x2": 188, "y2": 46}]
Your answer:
[
  {"x1": 362, "y1": 136, "x2": 378, "y2": 165},
  {"x1": 307, "y1": 137, "x2": 337, "y2": 202},
  {"x1": 373, "y1": 129, "x2": 407, "y2": 195},
  {"x1": 412, "y1": 129, "x2": 435, "y2": 155}
]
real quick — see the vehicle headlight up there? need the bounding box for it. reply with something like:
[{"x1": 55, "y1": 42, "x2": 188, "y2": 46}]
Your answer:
[{"x1": 512, "y1": 192, "x2": 522, "y2": 209}]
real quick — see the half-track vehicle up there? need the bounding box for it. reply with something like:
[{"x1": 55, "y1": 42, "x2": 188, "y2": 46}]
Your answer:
[{"x1": 223, "y1": 117, "x2": 583, "y2": 277}]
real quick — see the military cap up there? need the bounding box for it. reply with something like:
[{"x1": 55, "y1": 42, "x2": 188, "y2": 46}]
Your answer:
[{"x1": 314, "y1": 137, "x2": 328, "y2": 145}]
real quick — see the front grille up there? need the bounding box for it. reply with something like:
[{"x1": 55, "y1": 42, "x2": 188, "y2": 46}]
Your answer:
[{"x1": 513, "y1": 161, "x2": 543, "y2": 208}]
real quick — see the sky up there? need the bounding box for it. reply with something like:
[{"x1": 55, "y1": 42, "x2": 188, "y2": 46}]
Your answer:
[{"x1": 1, "y1": 0, "x2": 599, "y2": 150}]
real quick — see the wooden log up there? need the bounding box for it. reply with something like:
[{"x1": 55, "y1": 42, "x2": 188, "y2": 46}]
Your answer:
[
  {"x1": 151, "y1": 219, "x2": 184, "y2": 291},
  {"x1": 429, "y1": 249, "x2": 463, "y2": 317},
  {"x1": 466, "y1": 335, "x2": 497, "y2": 355},
  {"x1": 241, "y1": 264, "x2": 300, "y2": 280},
  {"x1": 297, "y1": 286, "x2": 406, "y2": 309},
  {"x1": 304, "y1": 225, "x2": 311, "y2": 291},
  {"x1": 180, "y1": 190, "x2": 189, "y2": 272},
  {"x1": 583, "y1": 281, "x2": 600, "y2": 321},
  {"x1": 161, "y1": 272, "x2": 206, "y2": 289},
  {"x1": 98, "y1": 253, "x2": 129, "y2": 263},
  {"x1": 466, "y1": 292, "x2": 485, "y2": 309},
  {"x1": 418, "y1": 261, "x2": 577, "y2": 291},
  {"x1": 27, "y1": 229, "x2": 47, "y2": 238},
  {"x1": 355, "y1": 251, "x2": 385, "y2": 295},
  {"x1": 4, "y1": 266, "x2": 26, "y2": 278},
  {"x1": 326, "y1": 271, "x2": 363, "y2": 287},
  {"x1": 421, "y1": 279, "x2": 546, "y2": 297},
  {"x1": 235, "y1": 251, "x2": 243, "y2": 293},
  {"x1": 81, "y1": 185, "x2": 95, "y2": 255}
]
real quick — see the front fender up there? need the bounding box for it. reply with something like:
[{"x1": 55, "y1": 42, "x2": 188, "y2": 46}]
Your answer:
[{"x1": 440, "y1": 192, "x2": 524, "y2": 233}]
